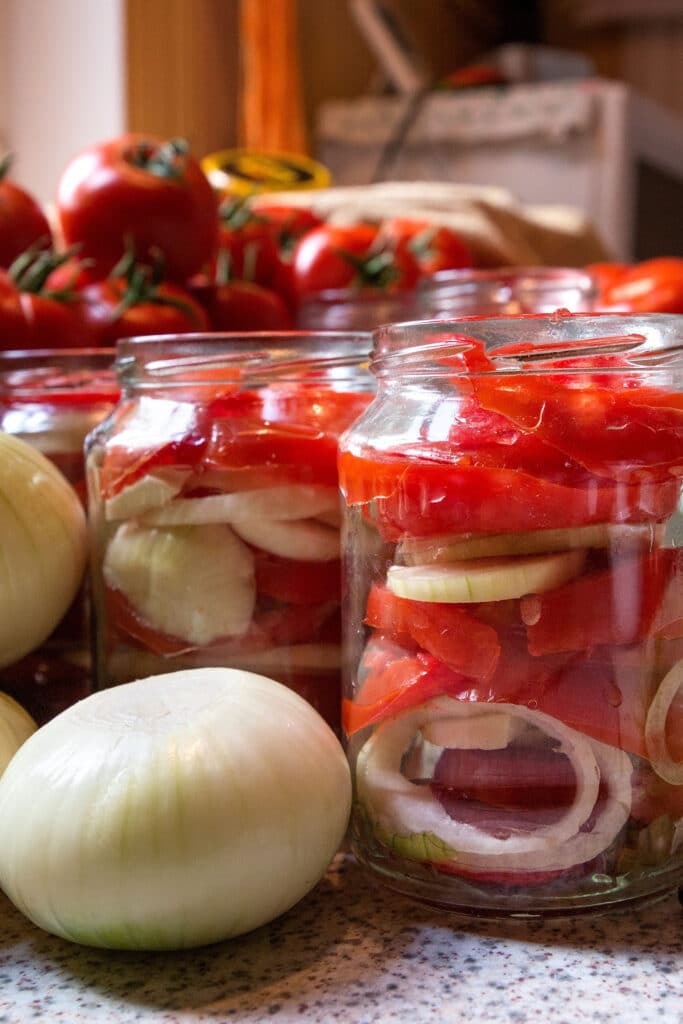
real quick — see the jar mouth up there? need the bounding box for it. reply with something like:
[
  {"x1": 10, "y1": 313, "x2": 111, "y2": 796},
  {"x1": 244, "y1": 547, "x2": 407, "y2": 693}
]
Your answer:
[
  {"x1": 115, "y1": 331, "x2": 373, "y2": 388},
  {"x1": 0, "y1": 348, "x2": 118, "y2": 400},
  {"x1": 372, "y1": 313, "x2": 683, "y2": 380},
  {"x1": 420, "y1": 265, "x2": 597, "y2": 294}
]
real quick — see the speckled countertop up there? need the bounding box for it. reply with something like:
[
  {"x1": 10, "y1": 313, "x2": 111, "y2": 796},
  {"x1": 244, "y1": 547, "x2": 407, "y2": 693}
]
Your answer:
[{"x1": 1, "y1": 853, "x2": 681, "y2": 1024}]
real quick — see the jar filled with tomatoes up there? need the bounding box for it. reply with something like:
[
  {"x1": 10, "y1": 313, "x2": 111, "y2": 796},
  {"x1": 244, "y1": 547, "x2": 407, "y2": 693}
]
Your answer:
[
  {"x1": 340, "y1": 313, "x2": 683, "y2": 916},
  {"x1": 86, "y1": 331, "x2": 373, "y2": 731},
  {"x1": 0, "y1": 348, "x2": 119, "y2": 722},
  {"x1": 418, "y1": 267, "x2": 597, "y2": 318}
]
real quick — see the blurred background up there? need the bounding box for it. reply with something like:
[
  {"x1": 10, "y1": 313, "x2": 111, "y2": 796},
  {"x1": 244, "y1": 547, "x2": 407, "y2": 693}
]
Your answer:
[{"x1": 1, "y1": 0, "x2": 682, "y2": 258}]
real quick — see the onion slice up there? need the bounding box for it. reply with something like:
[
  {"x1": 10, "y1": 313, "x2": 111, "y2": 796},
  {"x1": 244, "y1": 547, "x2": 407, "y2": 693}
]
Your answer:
[
  {"x1": 645, "y1": 657, "x2": 683, "y2": 784},
  {"x1": 139, "y1": 485, "x2": 339, "y2": 526},
  {"x1": 356, "y1": 698, "x2": 633, "y2": 873}
]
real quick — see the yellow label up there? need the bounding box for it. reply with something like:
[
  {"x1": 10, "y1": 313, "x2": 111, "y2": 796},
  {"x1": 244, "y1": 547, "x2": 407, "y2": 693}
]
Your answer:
[{"x1": 202, "y1": 149, "x2": 331, "y2": 196}]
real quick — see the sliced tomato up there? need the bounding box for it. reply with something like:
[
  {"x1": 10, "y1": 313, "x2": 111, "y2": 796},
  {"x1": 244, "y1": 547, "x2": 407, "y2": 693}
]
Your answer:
[
  {"x1": 472, "y1": 371, "x2": 683, "y2": 483},
  {"x1": 343, "y1": 644, "x2": 470, "y2": 736},
  {"x1": 204, "y1": 423, "x2": 341, "y2": 487},
  {"x1": 204, "y1": 385, "x2": 370, "y2": 489},
  {"x1": 339, "y1": 451, "x2": 677, "y2": 540},
  {"x1": 365, "y1": 584, "x2": 500, "y2": 681},
  {"x1": 525, "y1": 550, "x2": 674, "y2": 656},
  {"x1": 255, "y1": 553, "x2": 341, "y2": 605}
]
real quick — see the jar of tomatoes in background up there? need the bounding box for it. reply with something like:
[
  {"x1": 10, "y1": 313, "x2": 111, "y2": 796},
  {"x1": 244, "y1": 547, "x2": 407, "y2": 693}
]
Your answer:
[
  {"x1": 297, "y1": 288, "x2": 418, "y2": 331},
  {"x1": 417, "y1": 266, "x2": 597, "y2": 318},
  {"x1": 340, "y1": 313, "x2": 683, "y2": 917},
  {"x1": 86, "y1": 331, "x2": 373, "y2": 731},
  {"x1": 0, "y1": 349, "x2": 118, "y2": 722}
]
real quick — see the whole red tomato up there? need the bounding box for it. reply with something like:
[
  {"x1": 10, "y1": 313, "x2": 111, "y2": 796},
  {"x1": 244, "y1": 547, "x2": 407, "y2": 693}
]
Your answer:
[
  {"x1": 81, "y1": 264, "x2": 209, "y2": 345},
  {"x1": 214, "y1": 200, "x2": 323, "y2": 290},
  {"x1": 189, "y1": 277, "x2": 293, "y2": 331},
  {"x1": 0, "y1": 156, "x2": 53, "y2": 268},
  {"x1": 585, "y1": 261, "x2": 628, "y2": 299},
  {"x1": 601, "y1": 257, "x2": 683, "y2": 313},
  {"x1": 292, "y1": 223, "x2": 420, "y2": 298},
  {"x1": 0, "y1": 248, "x2": 88, "y2": 349},
  {"x1": 215, "y1": 198, "x2": 280, "y2": 285},
  {"x1": 56, "y1": 134, "x2": 218, "y2": 282},
  {"x1": 380, "y1": 217, "x2": 472, "y2": 276},
  {"x1": 253, "y1": 203, "x2": 324, "y2": 255}
]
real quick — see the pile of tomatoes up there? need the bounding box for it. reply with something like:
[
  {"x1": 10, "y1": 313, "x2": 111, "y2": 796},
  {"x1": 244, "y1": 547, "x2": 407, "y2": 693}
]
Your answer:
[
  {"x1": 0, "y1": 132, "x2": 476, "y2": 350},
  {"x1": 2, "y1": 131, "x2": 682, "y2": 351}
]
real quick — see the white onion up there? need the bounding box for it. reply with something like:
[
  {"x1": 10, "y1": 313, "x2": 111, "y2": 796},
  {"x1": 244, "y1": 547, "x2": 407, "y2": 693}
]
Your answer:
[
  {"x1": 0, "y1": 692, "x2": 36, "y2": 775},
  {"x1": 0, "y1": 668, "x2": 351, "y2": 950},
  {"x1": 356, "y1": 698, "x2": 632, "y2": 873},
  {"x1": 0, "y1": 433, "x2": 87, "y2": 668}
]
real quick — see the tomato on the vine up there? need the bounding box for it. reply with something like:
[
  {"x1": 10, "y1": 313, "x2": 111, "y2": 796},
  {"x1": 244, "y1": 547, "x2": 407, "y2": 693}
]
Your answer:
[
  {"x1": 80, "y1": 257, "x2": 209, "y2": 345},
  {"x1": 56, "y1": 134, "x2": 218, "y2": 281},
  {"x1": 252, "y1": 203, "x2": 324, "y2": 255},
  {"x1": 292, "y1": 223, "x2": 420, "y2": 298},
  {"x1": 380, "y1": 217, "x2": 472, "y2": 276},
  {"x1": 0, "y1": 248, "x2": 87, "y2": 350},
  {"x1": 0, "y1": 156, "x2": 53, "y2": 268},
  {"x1": 188, "y1": 276, "x2": 293, "y2": 331}
]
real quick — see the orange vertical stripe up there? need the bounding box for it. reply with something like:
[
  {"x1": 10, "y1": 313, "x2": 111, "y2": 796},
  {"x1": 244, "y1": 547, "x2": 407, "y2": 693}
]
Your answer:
[{"x1": 239, "y1": 0, "x2": 308, "y2": 154}]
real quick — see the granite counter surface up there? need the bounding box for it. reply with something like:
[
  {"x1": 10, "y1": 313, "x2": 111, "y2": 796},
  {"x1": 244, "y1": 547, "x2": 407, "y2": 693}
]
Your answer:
[{"x1": 1, "y1": 854, "x2": 681, "y2": 1024}]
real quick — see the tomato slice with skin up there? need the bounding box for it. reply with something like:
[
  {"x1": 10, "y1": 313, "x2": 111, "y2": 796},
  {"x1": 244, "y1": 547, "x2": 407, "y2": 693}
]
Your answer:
[
  {"x1": 524, "y1": 550, "x2": 675, "y2": 656},
  {"x1": 472, "y1": 372, "x2": 683, "y2": 483},
  {"x1": 365, "y1": 584, "x2": 500, "y2": 681},
  {"x1": 255, "y1": 553, "x2": 341, "y2": 606},
  {"x1": 343, "y1": 648, "x2": 470, "y2": 736},
  {"x1": 340, "y1": 452, "x2": 678, "y2": 540}
]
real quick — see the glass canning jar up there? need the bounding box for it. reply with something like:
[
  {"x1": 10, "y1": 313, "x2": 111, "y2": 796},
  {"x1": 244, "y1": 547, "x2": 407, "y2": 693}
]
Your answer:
[
  {"x1": 0, "y1": 348, "x2": 118, "y2": 722},
  {"x1": 86, "y1": 331, "x2": 373, "y2": 731},
  {"x1": 418, "y1": 267, "x2": 597, "y2": 318},
  {"x1": 296, "y1": 288, "x2": 419, "y2": 331},
  {"x1": 339, "y1": 313, "x2": 683, "y2": 917}
]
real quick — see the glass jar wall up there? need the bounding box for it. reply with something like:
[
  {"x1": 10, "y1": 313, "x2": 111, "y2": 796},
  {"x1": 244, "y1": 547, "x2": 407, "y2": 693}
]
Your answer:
[
  {"x1": 0, "y1": 349, "x2": 118, "y2": 722},
  {"x1": 86, "y1": 331, "x2": 373, "y2": 731},
  {"x1": 340, "y1": 314, "x2": 683, "y2": 917}
]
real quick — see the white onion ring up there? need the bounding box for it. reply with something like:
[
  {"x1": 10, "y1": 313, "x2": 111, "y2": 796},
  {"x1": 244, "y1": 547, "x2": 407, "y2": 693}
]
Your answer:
[
  {"x1": 645, "y1": 657, "x2": 683, "y2": 785},
  {"x1": 356, "y1": 698, "x2": 633, "y2": 873}
]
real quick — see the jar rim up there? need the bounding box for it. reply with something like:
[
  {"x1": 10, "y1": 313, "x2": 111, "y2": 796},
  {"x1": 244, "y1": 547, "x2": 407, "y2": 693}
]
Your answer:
[
  {"x1": 372, "y1": 313, "x2": 683, "y2": 379},
  {"x1": 419, "y1": 265, "x2": 597, "y2": 295},
  {"x1": 0, "y1": 348, "x2": 118, "y2": 400},
  {"x1": 115, "y1": 331, "x2": 373, "y2": 389}
]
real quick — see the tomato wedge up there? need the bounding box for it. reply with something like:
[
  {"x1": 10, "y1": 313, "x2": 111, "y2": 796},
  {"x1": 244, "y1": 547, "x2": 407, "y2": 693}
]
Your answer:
[
  {"x1": 343, "y1": 647, "x2": 470, "y2": 736},
  {"x1": 365, "y1": 584, "x2": 500, "y2": 681}
]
